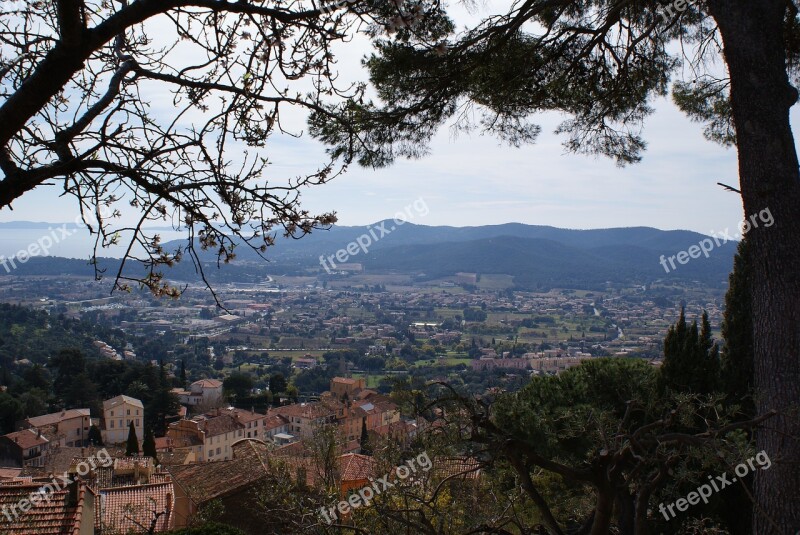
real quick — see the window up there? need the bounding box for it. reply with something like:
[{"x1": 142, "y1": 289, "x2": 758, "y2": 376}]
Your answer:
[
  {"x1": 110, "y1": 420, "x2": 114, "y2": 429},
  {"x1": 209, "y1": 450, "x2": 213, "y2": 457},
  {"x1": 110, "y1": 410, "x2": 114, "y2": 416},
  {"x1": 216, "y1": 447, "x2": 221, "y2": 455},
  {"x1": 119, "y1": 419, "x2": 123, "y2": 428},
  {"x1": 127, "y1": 409, "x2": 130, "y2": 415},
  {"x1": 135, "y1": 419, "x2": 140, "y2": 427},
  {"x1": 136, "y1": 409, "x2": 140, "y2": 415}
]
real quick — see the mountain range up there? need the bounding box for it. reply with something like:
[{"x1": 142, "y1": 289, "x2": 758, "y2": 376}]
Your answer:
[{"x1": 0, "y1": 221, "x2": 738, "y2": 289}]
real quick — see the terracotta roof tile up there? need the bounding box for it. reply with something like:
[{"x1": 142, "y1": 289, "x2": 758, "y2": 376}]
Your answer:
[
  {"x1": 96, "y1": 481, "x2": 174, "y2": 533},
  {"x1": 338, "y1": 454, "x2": 374, "y2": 482},
  {"x1": 0, "y1": 429, "x2": 49, "y2": 450},
  {"x1": 25, "y1": 409, "x2": 90, "y2": 428},
  {"x1": 0, "y1": 480, "x2": 94, "y2": 535}
]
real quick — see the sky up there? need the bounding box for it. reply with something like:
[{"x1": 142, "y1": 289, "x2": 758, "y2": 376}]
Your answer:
[{"x1": 1, "y1": 3, "x2": 794, "y2": 237}]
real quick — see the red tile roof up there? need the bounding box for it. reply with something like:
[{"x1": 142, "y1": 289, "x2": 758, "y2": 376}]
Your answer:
[
  {"x1": 273, "y1": 402, "x2": 336, "y2": 420},
  {"x1": 25, "y1": 409, "x2": 90, "y2": 428},
  {"x1": 0, "y1": 480, "x2": 94, "y2": 535},
  {"x1": 1, "y1": 429, "x2": 49, "y2": 450},
  {"x1": 198, "y1": 414, "x2": 245, "y2": 438},
  {"x1": 215, "y1": 407, "x2": 266, "y2": 424},
  {"x1": 96, "y1": 481, "x2": 174, "y2": 533},
  {"x1": 338, "y1": 454, "x2": 375, "y2": 482},
  {"x1": 191, "y1": 379, "x2": 222, "y2": 389}
]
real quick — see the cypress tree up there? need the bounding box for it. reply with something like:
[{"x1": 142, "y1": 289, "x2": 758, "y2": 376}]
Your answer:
[
  {"x1": 360, "y1": 417, "x2": 371, "y2": 455},
  {"x1": 660, "y1": 307, "x2": 720, "y2": 394},
  {"x1": 720, "y1": 239, "x2": 755, "y2": 416},
  {"x1": 142, "y1": 427, "x2": 158, "y2": 465},
  {"x1": 88, "y1": 425, "x2": 103, "y2": 446},
  {"x1": 125, "y1": 421, "x2": 139, "y2": 456}
]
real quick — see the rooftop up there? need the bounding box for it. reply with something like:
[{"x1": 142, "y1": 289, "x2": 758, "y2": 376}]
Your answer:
[
  {"x1": 96, "y1": 481, "x2": 174, "y2": 533},
  {"x1": 26, "y1": 409, "x2": 90, "y2": 428},
  {"x1": 1, "y1": 428, "x2": 49, "y2": 449},
  {"x1": 0, "y1": 480, "x2": 95, "y2": 535},
  {"x1": 102, "y1": 395, "x2": 144, "y2": 410}
]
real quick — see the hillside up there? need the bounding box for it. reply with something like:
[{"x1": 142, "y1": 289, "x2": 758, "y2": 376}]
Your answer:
[{"x1": 0, "y1": 222, "x2": 738, "y2": 289}]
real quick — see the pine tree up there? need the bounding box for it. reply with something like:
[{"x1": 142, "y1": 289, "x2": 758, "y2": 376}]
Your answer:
[
  {"x1": 142, "y1": 427, "x2": 158, "y2": 465},
  {"x1": 125, "y1": 421, "x2": 139, "y2": 456},
  {"x1": 720, "y1": 239, "x2": 755, "y2": 416}
]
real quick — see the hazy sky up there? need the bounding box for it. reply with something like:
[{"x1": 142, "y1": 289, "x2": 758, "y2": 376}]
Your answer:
[{"x1": 2, "y1": 5, "x2": 797, "y2": 236}]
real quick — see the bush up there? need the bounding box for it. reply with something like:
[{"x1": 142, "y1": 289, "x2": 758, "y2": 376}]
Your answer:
[{"x1": 164, "y1": 522, "x2": 247, "y2": 535}]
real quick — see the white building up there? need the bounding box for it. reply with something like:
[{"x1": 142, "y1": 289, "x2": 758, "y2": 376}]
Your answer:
[
  {"x1": 166, "y1": 412, "x2": 245, "y2": 461},
  {"x1": 172, "y1": 379, "x2": 224, "y2": 408},
  {"x1": 102, "y1": 395, "x2": 144, "y2": 445}
]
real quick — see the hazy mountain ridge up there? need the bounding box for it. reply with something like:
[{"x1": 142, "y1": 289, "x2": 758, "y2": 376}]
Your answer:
[{"x1": 0, "y1": 221, "x2": 737, "y2": 288}]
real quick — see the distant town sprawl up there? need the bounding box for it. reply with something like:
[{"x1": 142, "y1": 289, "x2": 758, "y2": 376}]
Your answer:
[{"x1": 319, "y1": 197, "x2": 429, "y2": 274}]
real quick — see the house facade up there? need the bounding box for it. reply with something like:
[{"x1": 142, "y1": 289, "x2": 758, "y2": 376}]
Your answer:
[
  {"x1": 172, "y1": 379, "x2": 224, "y2": 408},
  {"x1": 0, "y1": 428, "x2": 50, "y2": 468},
  {"x1": 166, "y1": 412, "x2": 246, "y2": 461},
  {"x1": 22, "y1": 408, "x2": 91, "y2": 447},
  {"x1": 102, "y1": 395, "x2": 144, "y2": 445}
]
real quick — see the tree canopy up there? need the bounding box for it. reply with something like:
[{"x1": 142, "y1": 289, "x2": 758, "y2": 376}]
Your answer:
[
  {"x1": 310, "y1": 1, "x2": 800, "y2": 530},
  {"x1": 0, "y1": 0, "x2": 377, "y2": 297}
]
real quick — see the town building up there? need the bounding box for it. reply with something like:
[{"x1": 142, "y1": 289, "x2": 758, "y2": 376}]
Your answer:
[
  {"x1": 0, "y1": 428, "x2": 50, "y2": 468},
  {"x1": 21, "y1": 408, "x2": 91, "y2": 447},
  {"x1": 101, "y1": 395, "x2": 144, "y2": 445},
  {"x1": 171, "y1": 379, "x2": 224, "y2": 408},
  {"x1": 166, "y1": 411, "x2": 246, "y2": 461}
]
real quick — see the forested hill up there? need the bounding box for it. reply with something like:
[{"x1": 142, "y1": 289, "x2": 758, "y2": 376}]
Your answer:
[
  {"x1": 0, "y1": 222, "x2": 738, "y2": 288},
  {"x1": 0, "y1": 303, "x2": 121, "y2": 370}
]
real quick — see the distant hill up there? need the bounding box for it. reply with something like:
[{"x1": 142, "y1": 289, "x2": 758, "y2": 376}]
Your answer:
[{"x1": 0, "y1": 221, "x2": 737, "y2": 289}]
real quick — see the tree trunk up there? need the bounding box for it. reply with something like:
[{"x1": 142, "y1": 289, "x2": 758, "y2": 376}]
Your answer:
[
  {"x1": 708, "y1": 1, "x2": 800, "y2": 532},
  {"x1": 590, "y1": 480, "x2": 614, "y2": 535}
]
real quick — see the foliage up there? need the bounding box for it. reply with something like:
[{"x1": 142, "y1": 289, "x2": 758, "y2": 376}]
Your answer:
[
  {"x1": 223, "y1": 372, "x2": 255, "y2": 401},
  {"x1": 125, "y1": 420, "x2": 140, "y2": 456},
  {"x1": 268, "y1": 373, "x2": 288, "y2": 395},
  {"x1": 163, "y1": 523, "x2": 246, "y2": 535},
  {"x1": 660, "y1": 308, "x2": 720, "y2": 395},
  {"x1": 720, "y1": 240, "x2": 754, "y2": 417},
  {"x1": 143, "y1": 427, "x2": 158, "y2": 465},
  {"x1": 88, "y1": 424, "x2": 103, "y2": 446},
  {"x1": 0, "y1": 0, "x2": 377, "y2": 297}
]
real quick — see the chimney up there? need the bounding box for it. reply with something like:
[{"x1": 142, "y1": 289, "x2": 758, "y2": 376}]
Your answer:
[{"x1": 37, "y1": 429, "x2": 41, "y2": 438}]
